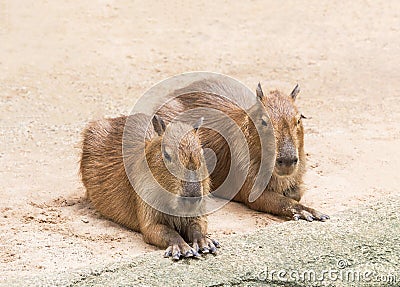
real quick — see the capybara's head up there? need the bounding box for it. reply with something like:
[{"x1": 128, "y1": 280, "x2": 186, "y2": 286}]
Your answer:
[
  {"x1": 148, "y1": 115, "x2": 210, "y2": 210},
  {"x1": 256, "y1": 84, "x2": 305, "y2": 177}
]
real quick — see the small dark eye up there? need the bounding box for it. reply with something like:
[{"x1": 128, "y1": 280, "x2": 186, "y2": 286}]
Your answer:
[
  {"x1": 163, "y1": 151, "x2": 171, "y2": 162},
  {"x1": 261, "y1": 119, "x2": 268, "y2": 126},
  {"x1": 261, "y1": 115, "x2": 269, "y2": 126}
]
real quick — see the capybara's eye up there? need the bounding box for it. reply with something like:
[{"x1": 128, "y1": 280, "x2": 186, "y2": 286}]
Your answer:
[
  {"x1": 261, "y1": 119, "x2": 268, "y2": 126},
  {"x1": 163, "y1": 150, "x2": 172, "y2": 162},
  {"x1": 261, "y1": 115, "x2": 269, "y2": 126}
]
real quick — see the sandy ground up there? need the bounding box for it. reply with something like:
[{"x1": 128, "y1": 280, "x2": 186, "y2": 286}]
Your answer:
[{"x1": 1, "y1": 0, "x2": 399, "y2": 280}]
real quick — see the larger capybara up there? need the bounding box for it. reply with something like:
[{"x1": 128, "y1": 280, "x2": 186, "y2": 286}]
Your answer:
[
  {"x1": 157, "y1": 79, "x2": 329, "y2": 222},
  {"x1": 80, "y1": 113, "x2": 219, "y2": 260}
]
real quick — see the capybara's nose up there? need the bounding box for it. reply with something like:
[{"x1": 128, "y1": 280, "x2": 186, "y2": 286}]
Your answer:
[
  {"x1": 181, "y1": 196, "x2": 202, "y2": 205},
  {"x1": 276, "y1": 156, "x2": 298, "y2": 166},
  {"x1": 183, "y1": 181, "x2": 202, "y2": 197}
]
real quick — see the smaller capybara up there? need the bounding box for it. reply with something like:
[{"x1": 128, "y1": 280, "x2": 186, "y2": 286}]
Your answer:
[{"x1": 80, "y1": 113, "x2": 219, "y2": 260}]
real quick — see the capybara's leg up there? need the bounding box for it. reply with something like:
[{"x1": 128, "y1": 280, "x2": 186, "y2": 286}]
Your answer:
[
  {"x1": 246, "y1": 191, "x2": 330, "y2": 221},
  {"x1": 141, "y1": 224, "x2": 198, "y2": 260},
  {"x1": 283, "y1": 186, "x2": 304, "y2": 202},
  {"x1": 187, "y1": 219, "x2": 220, "y2": 254}
]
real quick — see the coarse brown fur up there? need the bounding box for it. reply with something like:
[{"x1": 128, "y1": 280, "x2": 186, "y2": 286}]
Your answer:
[
  {"x1": 157, "y1": 80, "x2": 329, "y2": 221},
  {"x1": 80, "y1": 113, "x2": 219, "y2": 260}
]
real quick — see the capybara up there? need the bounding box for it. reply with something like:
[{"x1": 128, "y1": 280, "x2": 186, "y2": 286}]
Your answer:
[
  {"x1": 80, "y1": 113, "x2": 219, "y2": 260},
  {"x1": 157, "y1": 79, "x2": 329, "y2": 221}
]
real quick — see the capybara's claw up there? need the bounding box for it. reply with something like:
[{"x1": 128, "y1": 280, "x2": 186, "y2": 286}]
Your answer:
[
  {"x1": 305, "y1": 215, "x2": 314, "y2": 222},
  {"x1": 209, "y1": 245, "x2": 217, "y2": 253},
  {"x1": 192, "y1": 242, "x2": 200, "y2": 253},
  {"x1": 320, "y1": 214, "x2": 330, "y2": 221},
  {"x1": 208, "y1": 237, "x2": 220, "y2": 248},
  {"x1": 311, "y1": 210, "x2": 330, "y2": 221},
  {"x1": 172, "y1": 251, "x2": 181, "y2": 260},
  {"x1": 192, "y1": 236, "x2": 219, "y2": 255},
  {"x1": 207, "y1": 238, "x2": 218, "y2": 254},
  {"x1": 184, "y1": 250, "x2": 193, "y2": 258},
  {"x1": 165, "y1": 243, "x2": 196, "y2": 260},
  {"x1": 184, "y1": 248, "x2": 200, "y2": 258},
  {"x1": 293, "y1": 209, "x2": 313, "y2": 221},
  {"x1": 293, "y1": 206, "x2": 330, "y2": 222},
  {"x1": 293, "y1": 214, "x2": 301, "y2": 221},
  {"x1": 164, "y1": 246, "x2": 172, "y2": 258},
  {"x1": 192, "y1": 249, "x2": 201, "y2": 258}
]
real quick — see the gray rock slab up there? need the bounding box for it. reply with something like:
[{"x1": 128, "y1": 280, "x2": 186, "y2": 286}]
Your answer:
[{"x1": 4, "y1": 195, "x2": 399, "y2": 287}]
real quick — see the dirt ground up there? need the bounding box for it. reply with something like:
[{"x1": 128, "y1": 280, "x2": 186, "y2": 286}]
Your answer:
[{"x1": 1, "y1": 0, "x2": 399, "y2": 279}]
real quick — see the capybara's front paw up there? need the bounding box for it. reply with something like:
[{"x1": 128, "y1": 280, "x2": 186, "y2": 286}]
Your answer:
[
  {"x1": 164, "y1": 242, "x2": 200, "y2": 260},
  {"x1": 192, "y1": 236, "x2": 220, "y2": 254},
  {"x1": 292, "y1": 205, "x2": 330, "y2": 222}
]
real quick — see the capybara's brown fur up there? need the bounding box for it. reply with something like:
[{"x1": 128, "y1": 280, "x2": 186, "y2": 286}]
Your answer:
[
  {"x1": 157, "y1": 79, "x2": 329, "y2": 221},
  {"x1": 80, "y1": 113, "x2": 219, "y2": 260}
]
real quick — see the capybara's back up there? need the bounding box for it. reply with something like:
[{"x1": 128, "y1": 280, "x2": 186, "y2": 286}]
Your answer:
[{"x1": 80, "y1": 116, "x2": 141, "y2": 231}]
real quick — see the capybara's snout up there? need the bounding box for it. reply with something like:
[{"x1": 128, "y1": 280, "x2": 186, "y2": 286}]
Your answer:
[
  {"x1": 275, "y1": 144, "x2": 299, "y2": 176},
  {"x1": 276, "y1": 155, "x2": 298, "y2": 167},
  {"x1": 182, "y1": 180, "x2": 202, "y2": 198}
]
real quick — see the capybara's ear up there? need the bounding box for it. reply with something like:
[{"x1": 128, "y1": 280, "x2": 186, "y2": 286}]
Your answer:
[
  {"x1": 256, "y1": 82, "x2": 265, "y2": 101},
  {"x1": 193, "y1": 117, "x2": 204, "y2": 132},
  {"x1": 290, "y1": 84, "x2": 300, "y2": 100},
  {"x1": 152, "y1": 115, "x2": 166, "y2": 136}
]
